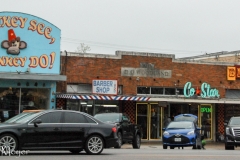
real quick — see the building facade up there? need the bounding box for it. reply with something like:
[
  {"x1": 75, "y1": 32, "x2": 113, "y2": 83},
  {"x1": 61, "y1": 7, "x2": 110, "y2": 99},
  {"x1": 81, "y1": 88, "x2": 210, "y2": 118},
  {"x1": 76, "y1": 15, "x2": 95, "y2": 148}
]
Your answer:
[
  {"x1": 56, "y1": 51, "x2": 240, "y2": 142},
  {"x1": 0, "y1": 12, "x2": 66, "y2": 122}
]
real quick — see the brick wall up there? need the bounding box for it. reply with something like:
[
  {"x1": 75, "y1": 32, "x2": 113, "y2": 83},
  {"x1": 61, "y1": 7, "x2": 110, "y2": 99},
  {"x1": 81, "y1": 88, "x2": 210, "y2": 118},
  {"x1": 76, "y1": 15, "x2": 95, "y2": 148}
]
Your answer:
[{"x1": 58, "y1": 54, "x2": 240, "y2": 97}]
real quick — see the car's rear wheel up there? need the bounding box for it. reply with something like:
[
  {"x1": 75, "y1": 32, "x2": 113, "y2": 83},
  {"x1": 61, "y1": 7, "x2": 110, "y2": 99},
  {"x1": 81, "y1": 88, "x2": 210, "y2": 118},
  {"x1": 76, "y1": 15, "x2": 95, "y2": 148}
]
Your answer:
[
  {"x1": 114, "y1": 132, "x2": 122, "y2": 149},
  {"x1": 225, "y1": 144, "x2": 235, "y2": 150},
  {"x1": 69, "y1": 149, "x2": 83, "y2": 154},
  {"x1": 132, "y1": 134, "x2": 141, "y2": 149},
  {"x1": 163, "y1": 145, "x2": 167, "y2": 149},
  {"x1": 0, "y1": 134, "x2": 18, "y2": 154},
  {"x1": 85, "y1": 135, "x2": 104, "y2": 155}
]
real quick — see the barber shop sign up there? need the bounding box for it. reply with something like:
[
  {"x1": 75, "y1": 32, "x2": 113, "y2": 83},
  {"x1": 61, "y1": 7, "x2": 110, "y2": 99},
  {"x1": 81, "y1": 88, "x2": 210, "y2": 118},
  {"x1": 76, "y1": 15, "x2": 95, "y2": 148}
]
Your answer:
[{"x1": 183, "y1": 82, "x2": 220, "y2": 98}]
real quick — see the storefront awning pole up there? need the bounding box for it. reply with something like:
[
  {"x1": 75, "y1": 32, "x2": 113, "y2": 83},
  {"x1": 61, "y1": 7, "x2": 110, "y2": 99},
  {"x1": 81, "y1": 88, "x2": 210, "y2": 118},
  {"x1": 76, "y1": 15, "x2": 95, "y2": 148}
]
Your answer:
[{"x1": 19, "y1": 88, "x2": 21, "y2": 114}]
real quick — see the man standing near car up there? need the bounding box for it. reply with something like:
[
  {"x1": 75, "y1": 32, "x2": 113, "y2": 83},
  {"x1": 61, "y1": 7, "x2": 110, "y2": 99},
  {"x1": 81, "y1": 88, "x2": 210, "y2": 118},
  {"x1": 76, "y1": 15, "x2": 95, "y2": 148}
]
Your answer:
[{"x1": 164, "y1": 115, "x2": 171, "y2": 127}]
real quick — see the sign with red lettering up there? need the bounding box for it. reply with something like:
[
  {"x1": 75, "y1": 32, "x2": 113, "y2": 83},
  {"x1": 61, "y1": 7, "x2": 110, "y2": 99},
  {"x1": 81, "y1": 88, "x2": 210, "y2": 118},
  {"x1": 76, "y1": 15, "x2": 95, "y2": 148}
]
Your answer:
[{"x1": 0, "y1": 12, "x2": 60, "y2": 74}]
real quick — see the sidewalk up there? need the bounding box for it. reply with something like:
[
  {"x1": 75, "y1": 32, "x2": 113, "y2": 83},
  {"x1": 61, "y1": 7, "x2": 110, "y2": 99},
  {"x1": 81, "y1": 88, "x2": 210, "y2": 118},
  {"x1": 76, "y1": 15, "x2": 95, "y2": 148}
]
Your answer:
[{"x1": 121, "y1": 141, "x2": 226, "y2": 150}]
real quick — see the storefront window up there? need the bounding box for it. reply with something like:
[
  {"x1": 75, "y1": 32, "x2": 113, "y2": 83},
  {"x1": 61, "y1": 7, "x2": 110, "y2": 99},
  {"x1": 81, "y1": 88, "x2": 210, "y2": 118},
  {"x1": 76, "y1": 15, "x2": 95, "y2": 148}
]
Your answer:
[
  {"x1": 164, "y1": 88, "x2": 176, "y2": 95},
  {"x1": 20, "y1": 88, "x2": 50, "y2": 111},
  {"x1": 137, "y1": 87, "x2": 150, "y2": 94},
  {"x1": 151, "y1": 87, "x2": 163, "y2": 94},
  {"x1": 65, "y1": 99, "x2": 119, "y2": 116},
  {"x1": 80, "y1": 100, "x2": 93, "y2": 115},
  {"x1": 0, "y1": 88, "x2": 50, "y2": 122},
  {"x1": 94, "y1": 100, "x2": 119, "y2": 115},
  {"x1": 66, "y1": 99, "x2": 79, "y2": 111}
]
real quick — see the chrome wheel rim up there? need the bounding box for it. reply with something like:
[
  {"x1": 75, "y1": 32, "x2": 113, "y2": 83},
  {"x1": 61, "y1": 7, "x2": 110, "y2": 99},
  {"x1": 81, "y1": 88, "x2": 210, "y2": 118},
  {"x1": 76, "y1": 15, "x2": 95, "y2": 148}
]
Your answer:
[
  {"x1": 0, "y1": 136, "x2": 16, "y2": 152},
  {"x1": 87, "y1": 136, "x2": 103, "y2": 153}
]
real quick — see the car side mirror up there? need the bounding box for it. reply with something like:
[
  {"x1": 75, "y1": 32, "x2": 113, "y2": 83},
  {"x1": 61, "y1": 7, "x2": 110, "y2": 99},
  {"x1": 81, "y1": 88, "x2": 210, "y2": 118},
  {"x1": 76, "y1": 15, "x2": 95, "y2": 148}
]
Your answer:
[
  {"x1": 224, "y1": 120, "x2": 229, "y2": 126},
  {"x1": 162, "y1": 128, "x2": 166, "y2": 131},
  {"x1": 33, "y1": 119, "x2": 42, "y2": 127}
]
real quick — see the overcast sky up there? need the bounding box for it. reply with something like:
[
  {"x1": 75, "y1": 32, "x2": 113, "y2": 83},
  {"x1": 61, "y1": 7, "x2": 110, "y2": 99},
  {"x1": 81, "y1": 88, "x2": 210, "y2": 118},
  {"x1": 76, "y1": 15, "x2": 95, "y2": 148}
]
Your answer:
[{"x1": 1, "y1": 0, "x2": 240, "y2": 58}]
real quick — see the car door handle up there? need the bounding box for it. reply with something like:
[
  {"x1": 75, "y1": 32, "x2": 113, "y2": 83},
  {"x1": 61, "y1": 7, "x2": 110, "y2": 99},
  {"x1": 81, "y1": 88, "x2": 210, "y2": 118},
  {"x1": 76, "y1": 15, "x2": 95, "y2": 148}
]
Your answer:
[{"x1": 54, "y1": 127, "x2": 60, "y2": 131}]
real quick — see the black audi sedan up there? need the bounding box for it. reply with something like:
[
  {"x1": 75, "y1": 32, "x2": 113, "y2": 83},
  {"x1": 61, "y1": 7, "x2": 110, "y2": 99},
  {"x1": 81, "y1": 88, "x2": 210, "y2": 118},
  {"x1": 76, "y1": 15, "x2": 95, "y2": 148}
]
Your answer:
[{"x1": 0, "y1": 110, "x2": 118, "y2": 155}]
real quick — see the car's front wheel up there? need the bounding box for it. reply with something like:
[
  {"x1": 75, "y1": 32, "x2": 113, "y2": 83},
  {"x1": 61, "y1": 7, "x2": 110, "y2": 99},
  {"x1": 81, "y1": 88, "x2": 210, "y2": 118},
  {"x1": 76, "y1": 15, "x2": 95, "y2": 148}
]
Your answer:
[
  {"x1": 0, "y1": 134, "x2": 18, "y2": 154},
  {"x1": 85, "y1": 135, "x2": 104, "y2": 155},
  {"x1": 132, "y1": 134, "x2": 141, "y2": 149},
  {"x1": 163, "y1": 145, "x2": 167, "y2": 149},
  {"x1": 114, "y1": 132, "x2": 122, "y2": 149}
]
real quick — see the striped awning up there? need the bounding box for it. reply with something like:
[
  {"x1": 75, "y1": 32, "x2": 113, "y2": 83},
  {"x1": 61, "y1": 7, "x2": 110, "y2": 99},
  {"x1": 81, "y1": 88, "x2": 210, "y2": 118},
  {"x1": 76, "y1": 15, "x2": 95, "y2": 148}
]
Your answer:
[{"x1": 56, "y1": 94, "x2": 150, "y2": 101}]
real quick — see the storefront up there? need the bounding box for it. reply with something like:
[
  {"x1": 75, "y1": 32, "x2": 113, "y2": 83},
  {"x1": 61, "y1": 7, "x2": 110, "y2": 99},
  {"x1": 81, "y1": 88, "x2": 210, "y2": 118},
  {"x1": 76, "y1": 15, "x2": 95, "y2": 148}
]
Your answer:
[
  {"x1": 0, "y1": 12, "x2": 66, "y2": 122},
  {"x1": 56, "y1": 49, "x2": 240, "y2": 142}
]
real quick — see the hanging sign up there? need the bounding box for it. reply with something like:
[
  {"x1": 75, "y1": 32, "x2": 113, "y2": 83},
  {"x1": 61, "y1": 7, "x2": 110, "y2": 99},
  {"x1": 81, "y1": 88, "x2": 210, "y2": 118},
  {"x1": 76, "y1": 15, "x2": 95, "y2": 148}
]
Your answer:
[{"x1": 227, "y1": 66, "x2": 236, "y2": 81}]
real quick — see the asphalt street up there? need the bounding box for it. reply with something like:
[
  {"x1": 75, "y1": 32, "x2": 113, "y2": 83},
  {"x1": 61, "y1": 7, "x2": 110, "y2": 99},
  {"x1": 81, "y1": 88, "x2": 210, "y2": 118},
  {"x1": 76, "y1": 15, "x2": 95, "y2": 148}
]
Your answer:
[
  {"x1": 2, "y1": 146, "x2": 240, "y2": 160},
  {"x1": 2, "y1": 142, "x2": 240, "y2": 160}
]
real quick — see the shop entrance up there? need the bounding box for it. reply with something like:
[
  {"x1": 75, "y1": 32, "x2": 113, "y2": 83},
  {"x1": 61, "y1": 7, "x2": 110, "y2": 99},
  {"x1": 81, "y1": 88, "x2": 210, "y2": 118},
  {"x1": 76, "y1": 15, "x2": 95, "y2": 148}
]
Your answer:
[
  {"x1": 136, "y1": 103, "x2": 162, "y2": 140},
  {"x1": 168, "y1": 103, "x2": 213, "y2": 140},
  {"x1": 199, "y1": 104, "x2": 213, "y2": 140}
]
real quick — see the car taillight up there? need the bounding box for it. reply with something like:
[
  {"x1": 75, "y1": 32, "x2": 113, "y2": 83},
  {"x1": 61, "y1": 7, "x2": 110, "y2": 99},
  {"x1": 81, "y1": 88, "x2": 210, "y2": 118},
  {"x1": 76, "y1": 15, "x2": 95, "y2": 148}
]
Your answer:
[{"x1": 112, "y1": 127, "x2": 117, "y2": 133}]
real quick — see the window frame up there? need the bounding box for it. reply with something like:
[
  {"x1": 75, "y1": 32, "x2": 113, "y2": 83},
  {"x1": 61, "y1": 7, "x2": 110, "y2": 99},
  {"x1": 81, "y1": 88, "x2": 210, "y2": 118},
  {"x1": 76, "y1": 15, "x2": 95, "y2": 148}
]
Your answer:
[{"x1": 137, "y1": 86, "x2": 184, "y2": 96}]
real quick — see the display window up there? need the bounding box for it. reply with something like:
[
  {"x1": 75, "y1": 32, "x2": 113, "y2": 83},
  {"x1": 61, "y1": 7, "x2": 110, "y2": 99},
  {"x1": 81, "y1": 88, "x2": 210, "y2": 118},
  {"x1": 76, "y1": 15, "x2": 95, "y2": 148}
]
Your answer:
[
  {"x1": 0, "y1": 87, "x2": 50, "y2": 122},
  {"x1": 66, "y1": 99, "x2": 119, "y2": 115}
]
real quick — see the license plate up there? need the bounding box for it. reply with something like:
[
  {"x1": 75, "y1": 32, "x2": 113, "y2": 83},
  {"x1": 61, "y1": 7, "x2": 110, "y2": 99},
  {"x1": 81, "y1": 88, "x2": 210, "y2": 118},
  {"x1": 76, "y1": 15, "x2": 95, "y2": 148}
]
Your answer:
[{"x1": 174, "y1": 138, "x2": 181, "y2": 142}]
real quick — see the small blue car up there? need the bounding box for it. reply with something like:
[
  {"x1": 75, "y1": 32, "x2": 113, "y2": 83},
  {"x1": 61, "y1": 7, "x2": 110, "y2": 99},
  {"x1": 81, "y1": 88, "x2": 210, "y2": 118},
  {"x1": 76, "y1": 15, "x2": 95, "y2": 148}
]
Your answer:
[{"x1": 162, "y1": 114, "x2": 202, "y2": 149}]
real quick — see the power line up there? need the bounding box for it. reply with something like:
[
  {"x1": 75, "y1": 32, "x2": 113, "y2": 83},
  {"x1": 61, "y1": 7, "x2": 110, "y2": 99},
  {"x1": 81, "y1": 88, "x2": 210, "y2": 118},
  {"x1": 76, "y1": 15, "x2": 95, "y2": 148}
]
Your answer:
[{"x1": 61, "y1": 37, "x2": 206, "y2": 55}]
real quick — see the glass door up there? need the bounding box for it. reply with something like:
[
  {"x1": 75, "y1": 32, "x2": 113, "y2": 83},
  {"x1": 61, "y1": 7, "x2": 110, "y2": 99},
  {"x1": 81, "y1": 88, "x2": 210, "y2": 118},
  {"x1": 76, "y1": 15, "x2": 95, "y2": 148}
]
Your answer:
[
  {"x1": 150, "y1": 104, "x2": 162, "y2": 139},
  {"x1": 136, "y1": 103, "x2": 148, "y2": 139},
  {"x1": 136, "y1": 103, "x2": 162, "y2": 140},
  {"x1": 199, "y1": 104, "x2": 213, "y2": 140}
]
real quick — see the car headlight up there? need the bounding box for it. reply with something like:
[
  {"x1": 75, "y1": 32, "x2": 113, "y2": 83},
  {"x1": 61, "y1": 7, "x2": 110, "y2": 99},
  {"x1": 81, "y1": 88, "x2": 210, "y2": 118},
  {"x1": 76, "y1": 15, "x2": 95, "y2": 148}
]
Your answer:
[
  {"x1": 226, "y1": 127, "x2": 230, "y2": 135},
  {"x1": 187, "y1": 130, "x2": 194, "y2": 135},
  {"x1": 163, "y1": 131, "x2": 169, "y2": 136}
]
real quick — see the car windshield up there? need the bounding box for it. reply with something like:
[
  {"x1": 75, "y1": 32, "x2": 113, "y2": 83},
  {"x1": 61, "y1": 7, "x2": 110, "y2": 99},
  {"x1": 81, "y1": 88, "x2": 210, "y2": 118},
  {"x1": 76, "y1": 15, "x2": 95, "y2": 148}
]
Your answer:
[
  {"x1": 174, "y1": 114, "x2": 197, "y2": 122},
  {"x1": 167, "y1": 121, "x2": 194, "y2": 129},
  {"x1": 4, "y1": 112, "x2": 41, "y2": 124},
  {"x1": 229, "y1": 118, "x2": 240, "y2": 125},
  {"x1": 94, "y1": 113, "x2": 120, "y2": 123}
]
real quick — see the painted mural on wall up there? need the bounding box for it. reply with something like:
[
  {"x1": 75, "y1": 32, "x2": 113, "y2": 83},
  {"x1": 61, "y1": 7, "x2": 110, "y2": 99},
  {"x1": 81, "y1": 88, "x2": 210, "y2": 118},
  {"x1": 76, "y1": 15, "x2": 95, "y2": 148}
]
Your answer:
[{"x1": 0, "y1": 12, "x2": 60, "y2": 74}]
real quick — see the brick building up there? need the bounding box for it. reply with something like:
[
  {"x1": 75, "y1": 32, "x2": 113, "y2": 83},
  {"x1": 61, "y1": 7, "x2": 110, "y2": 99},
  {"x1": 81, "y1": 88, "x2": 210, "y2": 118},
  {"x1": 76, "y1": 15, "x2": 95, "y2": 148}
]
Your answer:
[{"x1": 56, "y1": 50, "x2": 240, "y2": 141}]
